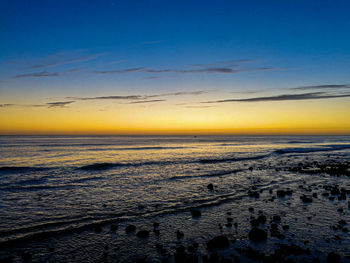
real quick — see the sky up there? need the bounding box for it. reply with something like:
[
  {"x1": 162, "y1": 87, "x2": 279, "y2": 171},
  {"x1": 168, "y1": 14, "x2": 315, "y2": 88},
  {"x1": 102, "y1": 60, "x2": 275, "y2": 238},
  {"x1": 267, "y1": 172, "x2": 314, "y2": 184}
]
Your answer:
[{"x1": 1, "y1": 0, "x2": 350, "y2": 135}]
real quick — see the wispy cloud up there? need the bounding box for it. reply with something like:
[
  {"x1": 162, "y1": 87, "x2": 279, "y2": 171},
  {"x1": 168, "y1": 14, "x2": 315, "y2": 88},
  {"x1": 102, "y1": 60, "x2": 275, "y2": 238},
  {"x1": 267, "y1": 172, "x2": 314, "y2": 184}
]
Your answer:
[
  {"x1": 30, "y1": 53, "x2": 106, "y2": 70},
  {"x1": 70, "y1": 90, "x2": 210, "y2": 101},
  {"x1": 127, "y1": 99, "x2": 166, "y2": 104},
  {"x1": 46, "y1": 101, "x2": 75, "y2": 108},
  {"x1": 185, "y1": 105, "x2": 215, "y2": 108},
  {"x1": 291, "y1": 84, "x2": 350, "y2": 90},
  {"x1": 72, "y1": 95, "x2": 144, "y2": 101},
  {"x1": 13, "y1": 71, "x2": 59, "y2": 79},
  {"x1": 190, "y1": 59, "x2": 253, "y2": 68},
  {"x1": 93, "y1": 66, "x2": 276, "y2": 75},
  {"x1": 202, "y1": 92, "x2": 350, "y2": 103},
  {"x1": 0, "y1": 104, "x2": 14, "y2": 107}
]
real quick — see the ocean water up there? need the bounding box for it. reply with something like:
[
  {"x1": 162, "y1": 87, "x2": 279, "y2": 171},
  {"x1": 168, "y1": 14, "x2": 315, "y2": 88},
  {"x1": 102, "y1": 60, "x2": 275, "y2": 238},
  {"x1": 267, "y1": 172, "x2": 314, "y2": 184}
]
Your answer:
[{"x1": 1, "y1": 135, "x2": 350, "y2": 262}]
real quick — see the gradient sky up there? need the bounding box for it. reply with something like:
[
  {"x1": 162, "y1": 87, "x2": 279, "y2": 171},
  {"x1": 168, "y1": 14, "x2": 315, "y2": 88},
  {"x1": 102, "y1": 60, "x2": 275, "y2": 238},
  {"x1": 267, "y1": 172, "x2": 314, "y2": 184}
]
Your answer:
[{"x1": 1, "y1": 0, "x2": 350, "y2": 134}]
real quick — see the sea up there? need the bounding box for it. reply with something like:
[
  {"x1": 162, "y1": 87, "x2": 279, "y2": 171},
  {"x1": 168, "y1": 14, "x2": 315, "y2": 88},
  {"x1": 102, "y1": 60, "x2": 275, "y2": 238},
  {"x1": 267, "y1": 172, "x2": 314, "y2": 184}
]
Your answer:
[{"x1": 1, "y1": 135, "x2": 350, "y2": 262}]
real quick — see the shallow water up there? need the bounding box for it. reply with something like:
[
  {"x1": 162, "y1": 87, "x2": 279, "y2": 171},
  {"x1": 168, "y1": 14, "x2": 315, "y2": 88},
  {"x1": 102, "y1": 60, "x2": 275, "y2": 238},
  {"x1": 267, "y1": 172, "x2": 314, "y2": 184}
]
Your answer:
[{"x1": 1, "y1": 135, "x2": 350, "y2": 262}]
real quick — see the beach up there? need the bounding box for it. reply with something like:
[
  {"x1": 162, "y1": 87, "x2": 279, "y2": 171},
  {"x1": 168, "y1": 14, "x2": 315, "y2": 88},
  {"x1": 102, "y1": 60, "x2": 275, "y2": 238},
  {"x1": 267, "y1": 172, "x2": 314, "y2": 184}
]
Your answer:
[{"x1": 1, "y1": 135, "x2": 350, "y2": 262}]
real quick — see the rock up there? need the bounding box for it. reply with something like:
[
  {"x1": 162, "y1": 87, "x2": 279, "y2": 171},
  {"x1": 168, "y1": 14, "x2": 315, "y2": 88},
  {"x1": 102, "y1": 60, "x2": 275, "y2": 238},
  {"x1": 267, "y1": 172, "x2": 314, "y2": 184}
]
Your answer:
[
  {"x1": 338, "y1": 220, "x2": 346, "y2": 225},
  {"x1": 248, "y1": 190, "x2": 260, "y2": 198},
  {"x1": 136, "y1": 230, "x2": 149, "y2": 238},
  {"x1": 326, "y1": 252, "x2": 340, "y2": 263},
  {"x1": 257, "y1": 215, "x2": 267, "y2": 223},
  {"x1": 94, "y1": 226, "x2": 102, "y2": 232},
  {"x1": 248, "y1": 228, "x2": 267, "y2": 242},
  {"x1": 248, "y1": 207, "x2": 254, "y2": 212},
  {"x1": 190, "y1": 209, "x2": 201, "y2": 218},
  {"x1": 338, "y1": 193, "x2": 347, "y2": 200},
  {"x1": 176, "y1": 230, "x2": 184, "y2": 239},
  {"x1": 188, "y1": 242, "x2": 199, "y2": 253},
  {"x1": 207, "y1": 183, "x2": 214, "y2": 190},
  {"x1": 282, "y1": 225, "x2": 290, "y2": 230},
  {"x1": 125, "y1": 225, "x2": 136, "y2": 233},
  {"x1": 110, "y1": 224, "x2": 118, "y2": 231},
  {"x1": 21, "y1": 252, "x2": 32, "y2": 262},
  {"x1": 207, "y1": 235, "x2": 230, "y2": 250},
  {"x1": 250, "y1": 219, "x2": 259, "y2": 227},
  {"x1": 273, "y1": 215, "x2": 281, "y2": 222},
  {"x1": 300, "y1": 195, "x2": 313, "y2": 203},
  {"x1": 277, "y1": 190, "x2": 286, "y2": 197}
]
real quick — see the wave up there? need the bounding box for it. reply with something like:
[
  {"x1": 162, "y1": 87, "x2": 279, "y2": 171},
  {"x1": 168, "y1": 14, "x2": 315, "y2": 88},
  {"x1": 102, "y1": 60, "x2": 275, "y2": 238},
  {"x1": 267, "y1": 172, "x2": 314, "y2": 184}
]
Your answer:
[
  {"x1": 0, "y1": 184, "x2": 90, "y2": 192},
  {"x1": 168, "y1": 169, "x2": 245, "y2": 180},
  {"x1": 274, "y1": 144, "x2": 350, "y2": 154},
  {"x1": 199, "y1": 154, "x2": 270, "y2": 164},
  {"x1": 0, "y1": 166, "x2": 50, "y2": 174}
]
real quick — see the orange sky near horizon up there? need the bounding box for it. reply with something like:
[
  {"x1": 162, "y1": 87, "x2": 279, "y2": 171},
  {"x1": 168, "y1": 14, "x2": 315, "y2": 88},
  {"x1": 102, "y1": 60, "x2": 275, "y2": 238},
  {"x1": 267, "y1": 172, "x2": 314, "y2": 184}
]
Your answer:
[{"x1": 1, "y1": 97, "x2": 350, "y2": 135}]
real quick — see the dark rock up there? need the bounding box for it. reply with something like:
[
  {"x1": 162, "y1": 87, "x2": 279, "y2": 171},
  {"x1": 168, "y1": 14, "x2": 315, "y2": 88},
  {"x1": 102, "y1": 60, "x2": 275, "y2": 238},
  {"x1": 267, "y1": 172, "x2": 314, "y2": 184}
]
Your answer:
[
  {"x1": 110, "y1": 224, "x2": 118, "y2": 231},
  {"x1": 273, "y1": 215, "x2": 281, "y2": 222},
  {"x1": 188, "y1": 242, "x2": 199, "y2": 253},
  {"x1": 248, "y1": 190, "x2": 260, "y2": 198},
  {"x1": 176, "y1": 230, "x2": 184, "y2": 239},
  {"x1": 338, "y1": 193, "x2": 347, "y2": 200},
  {"x1": 0, "y1": 256, "x2": 13, "y2": 263},
  {"x1": 94, "y1": 225, "x2": 102, "y2": 232},
  {"x1": 326, "y1": 252, "x2": 340, "y2": 263},
  {"x1": 136, "y1": 230, "x2": 149, "y2": 238},
  {"x1": 207, "y1": 183, "x2": 214, "y2": 190},
  {"x1": 21, "y1": 252, "x2": 32, "y2": 262},
  {"x1": 206, "y1": 235, "x2": 230, "y2": 250},
  {"x1": 257, "y1": 215, "x2": 267, "y2": 223},
  {"x1": 153, "y1": 222, "x2": 160, "y2": 228},
  {"x1": 248, "y1": 228, "x2": 267, "y2": 242},
  {"x1": 190, "y1": 209, "x2": 201, "y2": 218},
  {"x1": 277, "y1": 244, "x2": 310, "y2": 256},
  {"x1": 248, "y1": 207, "x2": 254, "y2": 212},
  {"x1": 282, "y1": 225, "x2": 290, "y2": 230},
  {"x1": 300, "y1": 195, "x2": 313, "y2": 203},
  {"x1": 250, "y1": 219, "x2": 260, "y2": 227},
  {"x1": 338, "y1": 220, "x2": 346, "y2": 225},
  {"x1": 125, "y1": 225, "x2": 136, "y2": 233}
]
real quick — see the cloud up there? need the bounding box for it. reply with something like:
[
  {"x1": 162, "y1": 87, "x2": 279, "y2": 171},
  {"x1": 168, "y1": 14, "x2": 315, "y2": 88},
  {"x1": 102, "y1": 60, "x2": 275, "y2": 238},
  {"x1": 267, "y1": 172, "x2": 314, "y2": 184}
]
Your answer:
[
  {"x1": 72, "y1": 95, "x2": 144, "y2": 101},
  {"x1": 65, "y1": 68, "x2": 83, "y2": 73},
  {"x1": 0, "y1": 104, "x2": 14, "y2": 107},
  {"x1": 190, "y1": 59, "x2": 253, "y2": 67},
  {"x1": 291, "y1": 84, "x2": 350, "y2": 90},
  {"x1": 30, "y1": 53, "x2": 106, "y2": 70},
  {"x1": 13, "y1": 71, "x2": 59, "y2": 79},
  {"x1": 185, "y1": 105, "x2": 215, "y2": 108},
  {"x1": 203, "y1": 92, "x2": 350, "y2": 103},
  {"x1": 46, "y1": 101, "x2": 75, "y2": 108},
  {"x1": 71, "y1": 90, "x2": 210, "y2": 101},
  {"x1": 127, "y1": 99, "x2": 166, "y2": 104},
  {"x1": 93, "y1": 66, "x2": 276, "y2": 75},
  {"x1": 149, "y1": 91, "x2": 210, "y2": 97}
]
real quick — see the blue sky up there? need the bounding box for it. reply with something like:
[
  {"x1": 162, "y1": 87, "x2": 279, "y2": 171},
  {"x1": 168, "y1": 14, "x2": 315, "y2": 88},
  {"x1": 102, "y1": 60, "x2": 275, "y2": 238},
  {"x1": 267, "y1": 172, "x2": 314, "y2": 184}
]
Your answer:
[{"x1": 1, "y1": 0, "x2": 350, "y2": 134}]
